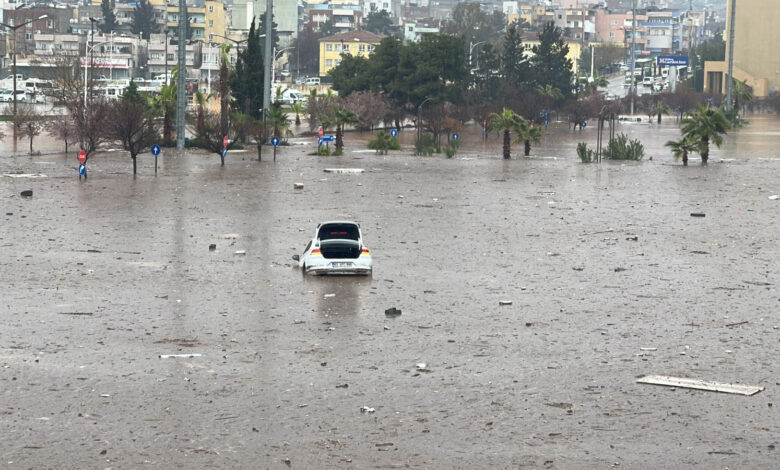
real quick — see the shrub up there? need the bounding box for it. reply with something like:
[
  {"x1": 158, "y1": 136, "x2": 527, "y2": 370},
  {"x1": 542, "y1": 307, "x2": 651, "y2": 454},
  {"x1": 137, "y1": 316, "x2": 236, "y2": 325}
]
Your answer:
[
  {"x1": 603, "y1": 133, "x2": 644, "y2": 160},
  {"x1": 367, "y1": 131, "x2": 401, "y2": 154},
  {"x1": 444, "y1": 139, "x2": 460, "y2": 158},
  {"x1": 415, "y1": 132, "x2": 436, "y2": 156},
  {"x1": 577, "y1": 142, "x2": 595, "y2": 163}
]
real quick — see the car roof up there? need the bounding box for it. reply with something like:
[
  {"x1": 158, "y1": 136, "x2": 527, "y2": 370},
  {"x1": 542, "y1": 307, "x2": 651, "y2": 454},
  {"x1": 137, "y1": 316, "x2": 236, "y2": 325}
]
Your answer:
[{"x1": 318, "y1": 220, "x2": 360, "y2": 227}]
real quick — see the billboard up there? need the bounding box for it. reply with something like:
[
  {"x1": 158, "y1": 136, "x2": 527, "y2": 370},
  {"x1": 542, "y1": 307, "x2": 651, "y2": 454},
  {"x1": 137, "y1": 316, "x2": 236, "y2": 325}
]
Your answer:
[{"x1": 657, "y1": 56, "x2": 689, "y2": 67}]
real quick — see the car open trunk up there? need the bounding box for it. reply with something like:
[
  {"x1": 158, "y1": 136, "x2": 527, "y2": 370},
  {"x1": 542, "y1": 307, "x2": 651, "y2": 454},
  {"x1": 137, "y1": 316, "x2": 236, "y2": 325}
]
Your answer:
[{"x1": 320, "y1": 239, "x2": 360, "y2": 259}]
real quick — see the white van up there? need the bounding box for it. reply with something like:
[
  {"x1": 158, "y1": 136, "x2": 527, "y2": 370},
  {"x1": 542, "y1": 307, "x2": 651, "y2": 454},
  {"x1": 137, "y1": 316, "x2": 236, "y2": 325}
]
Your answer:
[
  {"x1": 277, "y1": 88, "x2": 306, "y2": 105},
  {"x1": 303, "y1": 77, "x2": 320, "y2": 86}
]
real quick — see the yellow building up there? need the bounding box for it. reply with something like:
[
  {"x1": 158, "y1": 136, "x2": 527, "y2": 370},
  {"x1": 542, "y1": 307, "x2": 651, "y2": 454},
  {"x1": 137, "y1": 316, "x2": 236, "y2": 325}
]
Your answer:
[
  {"x1": 522, "y1": 36, "x2": 584, "y2": 75},
  {"x1": 318, "y1": 30, "x2": 382, "y2": 78},
  {"x1": 704, "y1": 0, "x2": 780, "y2": 98},
  {"x1": 166, "y1": 1, "x2": 227, "y2": 44}
]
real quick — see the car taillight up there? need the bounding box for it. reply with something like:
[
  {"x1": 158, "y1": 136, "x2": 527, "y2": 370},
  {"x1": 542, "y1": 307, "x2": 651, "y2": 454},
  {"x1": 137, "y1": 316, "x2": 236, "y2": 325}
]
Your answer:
[
  {"x1": 311, "y1": 249, "x2": 321, "y2": 255},
  {"x1": 361, "y1": 249, "x2": 370, "y2": 255}
]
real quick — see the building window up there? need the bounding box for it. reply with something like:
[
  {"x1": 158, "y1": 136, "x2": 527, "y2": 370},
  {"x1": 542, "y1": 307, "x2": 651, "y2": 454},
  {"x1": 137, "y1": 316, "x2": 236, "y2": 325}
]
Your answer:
[
  {"x1": 151, "y1": 53, "x2": 161, "y2": 59},
  {"x1": 359, "y1": 44, "x2": 365, "y2": 52},
  {"x1": 25, "y1": 32, "x2": 32, "y2": 40},
  {"x1": 408, "y1": 26, "x2": 413, "y2": 32},
  {"x1": 367, "y1": 45, "x2": 374, "y2": 52},
  {"x1": 209, "y1": 5, "x2": 214, "y2": 12},
  {"x1": 326, "y1": 59, "x2": 332, "y2": 66},
  {"x1": 611, "y1": 19, "x2": 617, "y2": 26},
  {"x1": 558, "y1": 14, "x2": 562, "y2": 19},
  {"x1": 47, "y1": 20, "x2": 54, "y2": 28},
  {"x1": 326, "y1": 44, "x2": 332, "y2": 51},
  {"x1": 336, "y1": 59, "x2": 341, "y2": 66},
  {"x1": 343, "y1": 44, "x2": 350, "y2": 52},
  {"x1": 335, "y1": 44, "x2": 341, "y2": 51},
  {"x1": 609, "y1": 32, "x2": 615, "y2": 39},
  {"x1": 209, "y1": 34, "x2": 213, "y2": 41},
  {"x1": 167, "y1": 53, "x2": 174, "y2": 61},
  {"x1": 208, "y1": 20, "x2": 213, "y2": 27}
]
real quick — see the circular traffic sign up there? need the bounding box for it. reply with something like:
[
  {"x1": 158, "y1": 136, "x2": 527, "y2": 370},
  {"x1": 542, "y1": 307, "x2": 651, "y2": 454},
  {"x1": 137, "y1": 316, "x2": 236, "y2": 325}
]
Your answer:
[
  {"x1": 389, "y1": 128, "x2": 398, "y2": 137},
  {"x1": 78, "y1": 150, "x2": 86, "y2": 164},
  {"x1": 452, "y1": 133, "x2": 459, "y2": 141},
  {"x1": 151, "y1": 144, "x2": 161, "y2": 156},
  {"x1": 271, "y1": 136, "x2": 280, "y2": 147},
  {"x1": 223, "y1": 136, "x2": 229, "y2": 148},
  {"x1": 318, "y1": 127, "x2": 324, "y2": 138}
]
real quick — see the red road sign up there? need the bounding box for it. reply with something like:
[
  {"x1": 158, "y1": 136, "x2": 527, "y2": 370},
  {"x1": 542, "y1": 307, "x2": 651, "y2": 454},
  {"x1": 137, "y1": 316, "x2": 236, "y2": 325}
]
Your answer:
[
  {"x1": 78, "y1": 151, "x2": 86, "y2": 163},
  {"x1": 318, "y1": 127, "x2": 324, "y2": 138},
  {"x1": 223, "y1": 136, "x2": 229, "y2": 148}
]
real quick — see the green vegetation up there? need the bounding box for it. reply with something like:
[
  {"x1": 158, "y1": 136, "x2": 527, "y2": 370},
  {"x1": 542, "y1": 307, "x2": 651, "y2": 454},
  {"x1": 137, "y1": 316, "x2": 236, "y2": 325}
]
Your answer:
[
  {"x1": 603, "y1": 134, "x2": 644, "y2": 161},
  {"x1": 680, "y1": 104, "x2": 729, "y2": 164},
  {"x1": 367, "y1": 131, "x2": 400, "y2": 155},
  {"x1": 577, "y1": 142, "x2": 595, "y2": 163}
]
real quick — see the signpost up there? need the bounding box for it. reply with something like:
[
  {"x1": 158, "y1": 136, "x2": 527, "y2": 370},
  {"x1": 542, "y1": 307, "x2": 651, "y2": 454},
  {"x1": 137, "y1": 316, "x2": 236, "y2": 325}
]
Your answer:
[
  {"x1": 221, "y1": 135, "x2": 228, "y2": 166},
  {"x1": 390, "y1": 128, "x2": 398, "y2": 137},
  {"x1": 78, "y1": 150, "x2": 87, "y2": 180},
  {"x1": 656, "y1": 55, "x2": 689, "y2": 67},
  {"x1": 271, "y1": 136, "x2": 280, "y2": 161},
  {"x1": 151, "y1": 144, "x2": 161, "y2": 175},
  {"x1": 452, "y1": 132, "x2": 459, "y2": 141},
  {"x1": 318, "y1": 135, "x2": 335, "y2": 150}
]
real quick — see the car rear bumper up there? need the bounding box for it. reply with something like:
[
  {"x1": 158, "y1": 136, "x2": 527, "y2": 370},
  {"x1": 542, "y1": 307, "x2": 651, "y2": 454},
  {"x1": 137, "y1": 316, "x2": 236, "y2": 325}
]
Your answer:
[{"x1": 305, "y1": 265, "x2": 372, "y2": 276}]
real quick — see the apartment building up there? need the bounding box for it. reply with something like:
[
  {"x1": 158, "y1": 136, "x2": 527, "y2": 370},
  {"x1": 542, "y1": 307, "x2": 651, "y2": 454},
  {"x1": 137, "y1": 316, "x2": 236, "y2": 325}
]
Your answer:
[{"x1": 318, "y1": 30, "x2": 381, "y2": 77}]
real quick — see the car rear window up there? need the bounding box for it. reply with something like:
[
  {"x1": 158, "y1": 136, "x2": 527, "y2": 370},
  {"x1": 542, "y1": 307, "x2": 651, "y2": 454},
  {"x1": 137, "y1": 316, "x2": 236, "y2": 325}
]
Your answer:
[{"x1": 318, "y1": 224, "x2": 359, "y2": 241}]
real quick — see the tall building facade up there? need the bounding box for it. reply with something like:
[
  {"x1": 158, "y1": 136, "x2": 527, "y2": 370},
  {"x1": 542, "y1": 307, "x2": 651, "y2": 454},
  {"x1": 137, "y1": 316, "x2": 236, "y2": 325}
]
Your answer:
[{"x1": 253, "y1": 0, "x2": 298, "y2": 47}]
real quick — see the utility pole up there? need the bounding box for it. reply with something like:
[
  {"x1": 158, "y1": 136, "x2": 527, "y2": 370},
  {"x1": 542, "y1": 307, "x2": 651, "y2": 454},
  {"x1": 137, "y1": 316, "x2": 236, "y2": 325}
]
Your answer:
[
  {"x1": 176, "y1": 0, "x2": 186, "y2": 150},
  {"x1": 262, "y1": 0, "x2": 273, "y2": 133},
  {"x1": 725, "y1": 0, "x2": 736, "y2": 111},
  {"x1": 630, "y1": 0, "x2": 636, "y2": 115}
]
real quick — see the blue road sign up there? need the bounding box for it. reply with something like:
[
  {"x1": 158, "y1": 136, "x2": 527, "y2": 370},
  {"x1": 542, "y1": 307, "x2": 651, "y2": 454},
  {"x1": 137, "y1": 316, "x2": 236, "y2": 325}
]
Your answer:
[
  {"x1": 271, "y1": 136, "x2": 280, "y2": 147},
  {"x1": 151, "y1": 144, "x2": 161, "y2": 156},
  {"x1": 389, "y1": 128, "x2": 398, "y2": 137},
  {"x1": 78, "y1": 163, "x2": 86, "y2": 176},
  {"x1": 222, "y1": 147, "x2": 227, "y2": 159},
  {"x1": 452, "y1": 133, "x2": 459, "y2": 141},
  {"x1": 626, "y1": 60, "x2": 632, "y2": 68},
  {"x1": 657, "y1": 55, "x2": 689, "y2": 67}
]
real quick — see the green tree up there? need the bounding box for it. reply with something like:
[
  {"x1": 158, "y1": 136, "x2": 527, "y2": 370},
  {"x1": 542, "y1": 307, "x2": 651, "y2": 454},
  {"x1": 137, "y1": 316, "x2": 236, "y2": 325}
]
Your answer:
[
  {"x1": 291, "y1": 101, "x2": 304, "y2": 126},
  {"x1": 131, "y1": 0, "x2": 155, "y2": 39},
  {"x1": 502, "y1": 23, "x2": 530, "y2": 87},
  {"x1": 367, "y1": 131, "x2": 400, "y2": 154},
  {"x1": 320, "y1": 106, "x2": 360, "y2": 154},
  {"x1": 514, "y1": 120, "x2": 543, "y2": 156},
  {"x1": 488, "y1": 108, "x2": 523, "y2": 159},
  {"x1": 531, "y1": 22, "x2": 573, "y2": 99},
  {"x1": 153, "y1": 69, "x2": 177, "y2": 146},
  {"x1": 231, "y1": 19, "x2": 264, "y2": 119},
  {"x1": 665, "y1": 136, "x2": 698, "y2": 166},
  {"x1": 680, "y1": 104, "x2": 729, "y2": 164},
  {"x1": 329, "y1": 54, "x2": 371, "y2": 97},
  {"x1": 731, "y1": 78, "x2": 753, "y2": 114},
  {"x1": 365, "y1": 10, "x2": 394, "y2": 36},
  {"x1": 652, "y1": 100, "x2": 671, "y2": 124},
  {"x1": 267, "y1": 104, "x2": 292, "y2": 141},
  {"x1": 100, "y1": 0, "x2": 117, "y2": 33}
]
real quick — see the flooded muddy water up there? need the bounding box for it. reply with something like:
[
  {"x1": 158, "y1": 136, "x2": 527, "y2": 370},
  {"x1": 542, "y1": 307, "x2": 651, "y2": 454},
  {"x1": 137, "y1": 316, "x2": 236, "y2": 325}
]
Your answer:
[{"x1": 1, "y1": 115, "x2": 779, "y2": 468}]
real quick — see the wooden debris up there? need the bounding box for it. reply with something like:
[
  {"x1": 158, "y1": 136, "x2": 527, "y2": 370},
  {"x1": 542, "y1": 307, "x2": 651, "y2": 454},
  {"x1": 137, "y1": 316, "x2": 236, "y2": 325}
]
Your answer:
[{"x1": 637, "y1": 375, "x2": 764, "y2": 396}]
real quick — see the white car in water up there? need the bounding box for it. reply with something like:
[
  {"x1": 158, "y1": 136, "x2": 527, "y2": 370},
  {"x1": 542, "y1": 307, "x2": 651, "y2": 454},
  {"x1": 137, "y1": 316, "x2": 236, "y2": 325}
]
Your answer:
[{"x1": 293, "y1": 221, "x2": 372, "y2": 275}]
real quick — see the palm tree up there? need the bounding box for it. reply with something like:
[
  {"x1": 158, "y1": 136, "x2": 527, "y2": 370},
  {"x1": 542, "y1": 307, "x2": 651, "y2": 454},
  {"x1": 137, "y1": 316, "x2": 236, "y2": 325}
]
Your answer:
[
  {"x1": 732, "y1": 78, "x2": 754, "y2": 114},
  {"x1": 514, "y1": 119, "x2": 544, "y2": 156},
  {"x1": 321, "y1": 106, "x2": 360, "y2": 154},
  {"x1": 267, "y1": 105, "x2": 292, "y2": 142},
  {"x1": 665, "y1": 136, "x2": 698, "y2": 166},
  {"x1": 488, "y1": 108, "x2": 523, "y2": 159},
  {"x1": 681, "y1": 104, "x2": 730, "y2": 164},
  {"x1": 291, "y1": 101, "x2": 304, "y2": 126},
  {"x1": 153, "y1": 67, "x2": 178, "y2": 145},
  {"x1": 652, "y1": 101, "x2": 671, "y2": 124}
]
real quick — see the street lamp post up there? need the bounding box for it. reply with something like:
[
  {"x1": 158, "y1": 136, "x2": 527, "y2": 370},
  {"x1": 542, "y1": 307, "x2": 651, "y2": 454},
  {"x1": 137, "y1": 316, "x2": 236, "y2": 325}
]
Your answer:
[
  {"x1": 468, "y1": 40, "x2": 485, "y2": 69},
  {"x1": 0, "y1": 14, "x2": 48, "y2": 145},
  {"x1": 84, "y1": 39, "x2": 119, "y2": 107},
  {"x1": 417, "y1": 97, "x2": 432, "y2": 151},
  {"x1": 271, "y1": 46, "x2": 294, "y2": 85}
]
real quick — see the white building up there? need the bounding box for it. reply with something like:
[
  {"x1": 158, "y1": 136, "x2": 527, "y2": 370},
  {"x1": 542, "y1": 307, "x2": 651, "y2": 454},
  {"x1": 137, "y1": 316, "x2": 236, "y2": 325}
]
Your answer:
[{"x1": 252, "y1": 0, "x2": 298, "y2": 47}]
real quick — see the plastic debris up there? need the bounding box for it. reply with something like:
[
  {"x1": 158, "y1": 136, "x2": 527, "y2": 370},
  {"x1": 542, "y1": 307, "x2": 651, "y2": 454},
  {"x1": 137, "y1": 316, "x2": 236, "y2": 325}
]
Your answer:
[
  {"x1": 768, "y1": 195, "x2": 779, "y2": 200},
  {"x1": 234, "y1": 250, "x2": 246, "y2": 255},
  {"x1": 209, "y1": 244, "x2": 216, "y2": 251},
  {"x1": 359, "y1": 406, "x2": 375, "y2": 413},
  {"x1": 293, "y1": 183, "x2": 304, "y2": 189},
  {"x1": 690, "y1": 213, "x2": 706, "y2": 217},
  {"x1": 324, "y1": 168, "x2": 364, "y2": 174},
  {"x1": 636, "y1": 375, "x2": 764, "y2": 396},
  {"x1": 20, "y1": 190, "x2": 33, "y2": 198},
  {"x1": 416, "y1": 363, "x2": 427, "y2": 370},
  {"x1": 159, "y1": 353, "x2": 202, "y2": 359},
  {"x1": 324, "y1": 293, "x2": 335, "y2": 298},
  {"x1": 499, "y1": 300, "x2": 513, "y2": 306}
]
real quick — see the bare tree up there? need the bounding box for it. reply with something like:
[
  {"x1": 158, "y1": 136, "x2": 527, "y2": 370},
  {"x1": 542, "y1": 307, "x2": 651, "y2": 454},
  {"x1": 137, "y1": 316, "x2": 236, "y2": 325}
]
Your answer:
[
  {"x1": 70, "y1": 98, "x2": 111, "y2": 160},
  {"x1": 7, "y1": 104, "x2": 45, "y2": 153},
  {"x1": 108, "y1": 82, "x2": 159, "y2": 174},
  {"x1": 44, "y1": 114, "x2": 77, "y2": 153},
  {"x1": 194, "y1": 110, "x2": 235, "y2": 165},
  {"x1": 340, "y1": 91, "x2": 391, "y2": 131}
]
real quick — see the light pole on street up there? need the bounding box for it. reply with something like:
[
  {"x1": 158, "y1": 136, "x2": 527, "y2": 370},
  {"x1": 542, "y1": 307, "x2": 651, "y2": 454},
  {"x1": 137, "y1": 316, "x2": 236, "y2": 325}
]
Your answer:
[
  {"x1": 0, "y1": 14, "x2": 49, "y2": 145},
  {"x1": 271, "y1": 46, "x2": 294, "y2": 84},
  {"x1": 417, "y1": 97, "x2": 432, "y2": 150},
  {"x1": 468, "y1": 40, "x2": 485, "y2": 69}
]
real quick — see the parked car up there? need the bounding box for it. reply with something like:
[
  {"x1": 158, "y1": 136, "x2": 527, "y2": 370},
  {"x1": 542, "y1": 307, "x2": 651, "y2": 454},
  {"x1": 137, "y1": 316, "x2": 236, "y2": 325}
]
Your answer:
[
  {"x1": 642, "y1": 76, "x2": 653, "y2": 87},
  {"x1": 0, "y1": 90, "x2": 26, "y2": 102},
  {"x1": 293, "y1": 221, "x2": 372, "y2": 275},
  {"x1": 303, "y1": 77, "x2": 320, "y2": 86}
]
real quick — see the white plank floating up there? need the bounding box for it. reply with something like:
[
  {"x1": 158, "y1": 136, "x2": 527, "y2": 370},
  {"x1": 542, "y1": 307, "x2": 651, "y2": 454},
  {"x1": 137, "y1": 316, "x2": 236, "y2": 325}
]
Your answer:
[
  {"x1": 637, "y1": 375, "x2": 764, "y2": 396},
  {"x1": 324, "y1": 168, "x2": 364, "y2": 174}
]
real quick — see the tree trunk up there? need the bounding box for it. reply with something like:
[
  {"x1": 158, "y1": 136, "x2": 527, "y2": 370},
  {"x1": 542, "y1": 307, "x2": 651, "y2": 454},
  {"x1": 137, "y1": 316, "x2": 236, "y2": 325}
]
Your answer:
[
  {"x1": 257, "y1": 142, "x2": 262, "y2": 161},
  {"x1": 65, "y1": 139, "x2": 69, "y2": 154},
  {"x1": 701, "y1": 138, "x2": 709, "y2": 164},
  {"x1": 524, "y1": 140, "x2": 531, "y2": 156},
  {"x1": 682, "y1": 151, "x2": 688, "y2": 166},
  {"x1": 657, "y1": 113, "x2": 661, "y2": 124},
  {"x1": 336, "y1": 125, "x2": 343, "y2": 152},
  {"x1": 503, "y1": 129, "x2": 510, "y2": 159},
  {"x1": 29, "y1": 137, "x2": 33, "y2": 153},
  {"x1": 132, "y1": 155, "x2": 137, "y2": 174}
]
